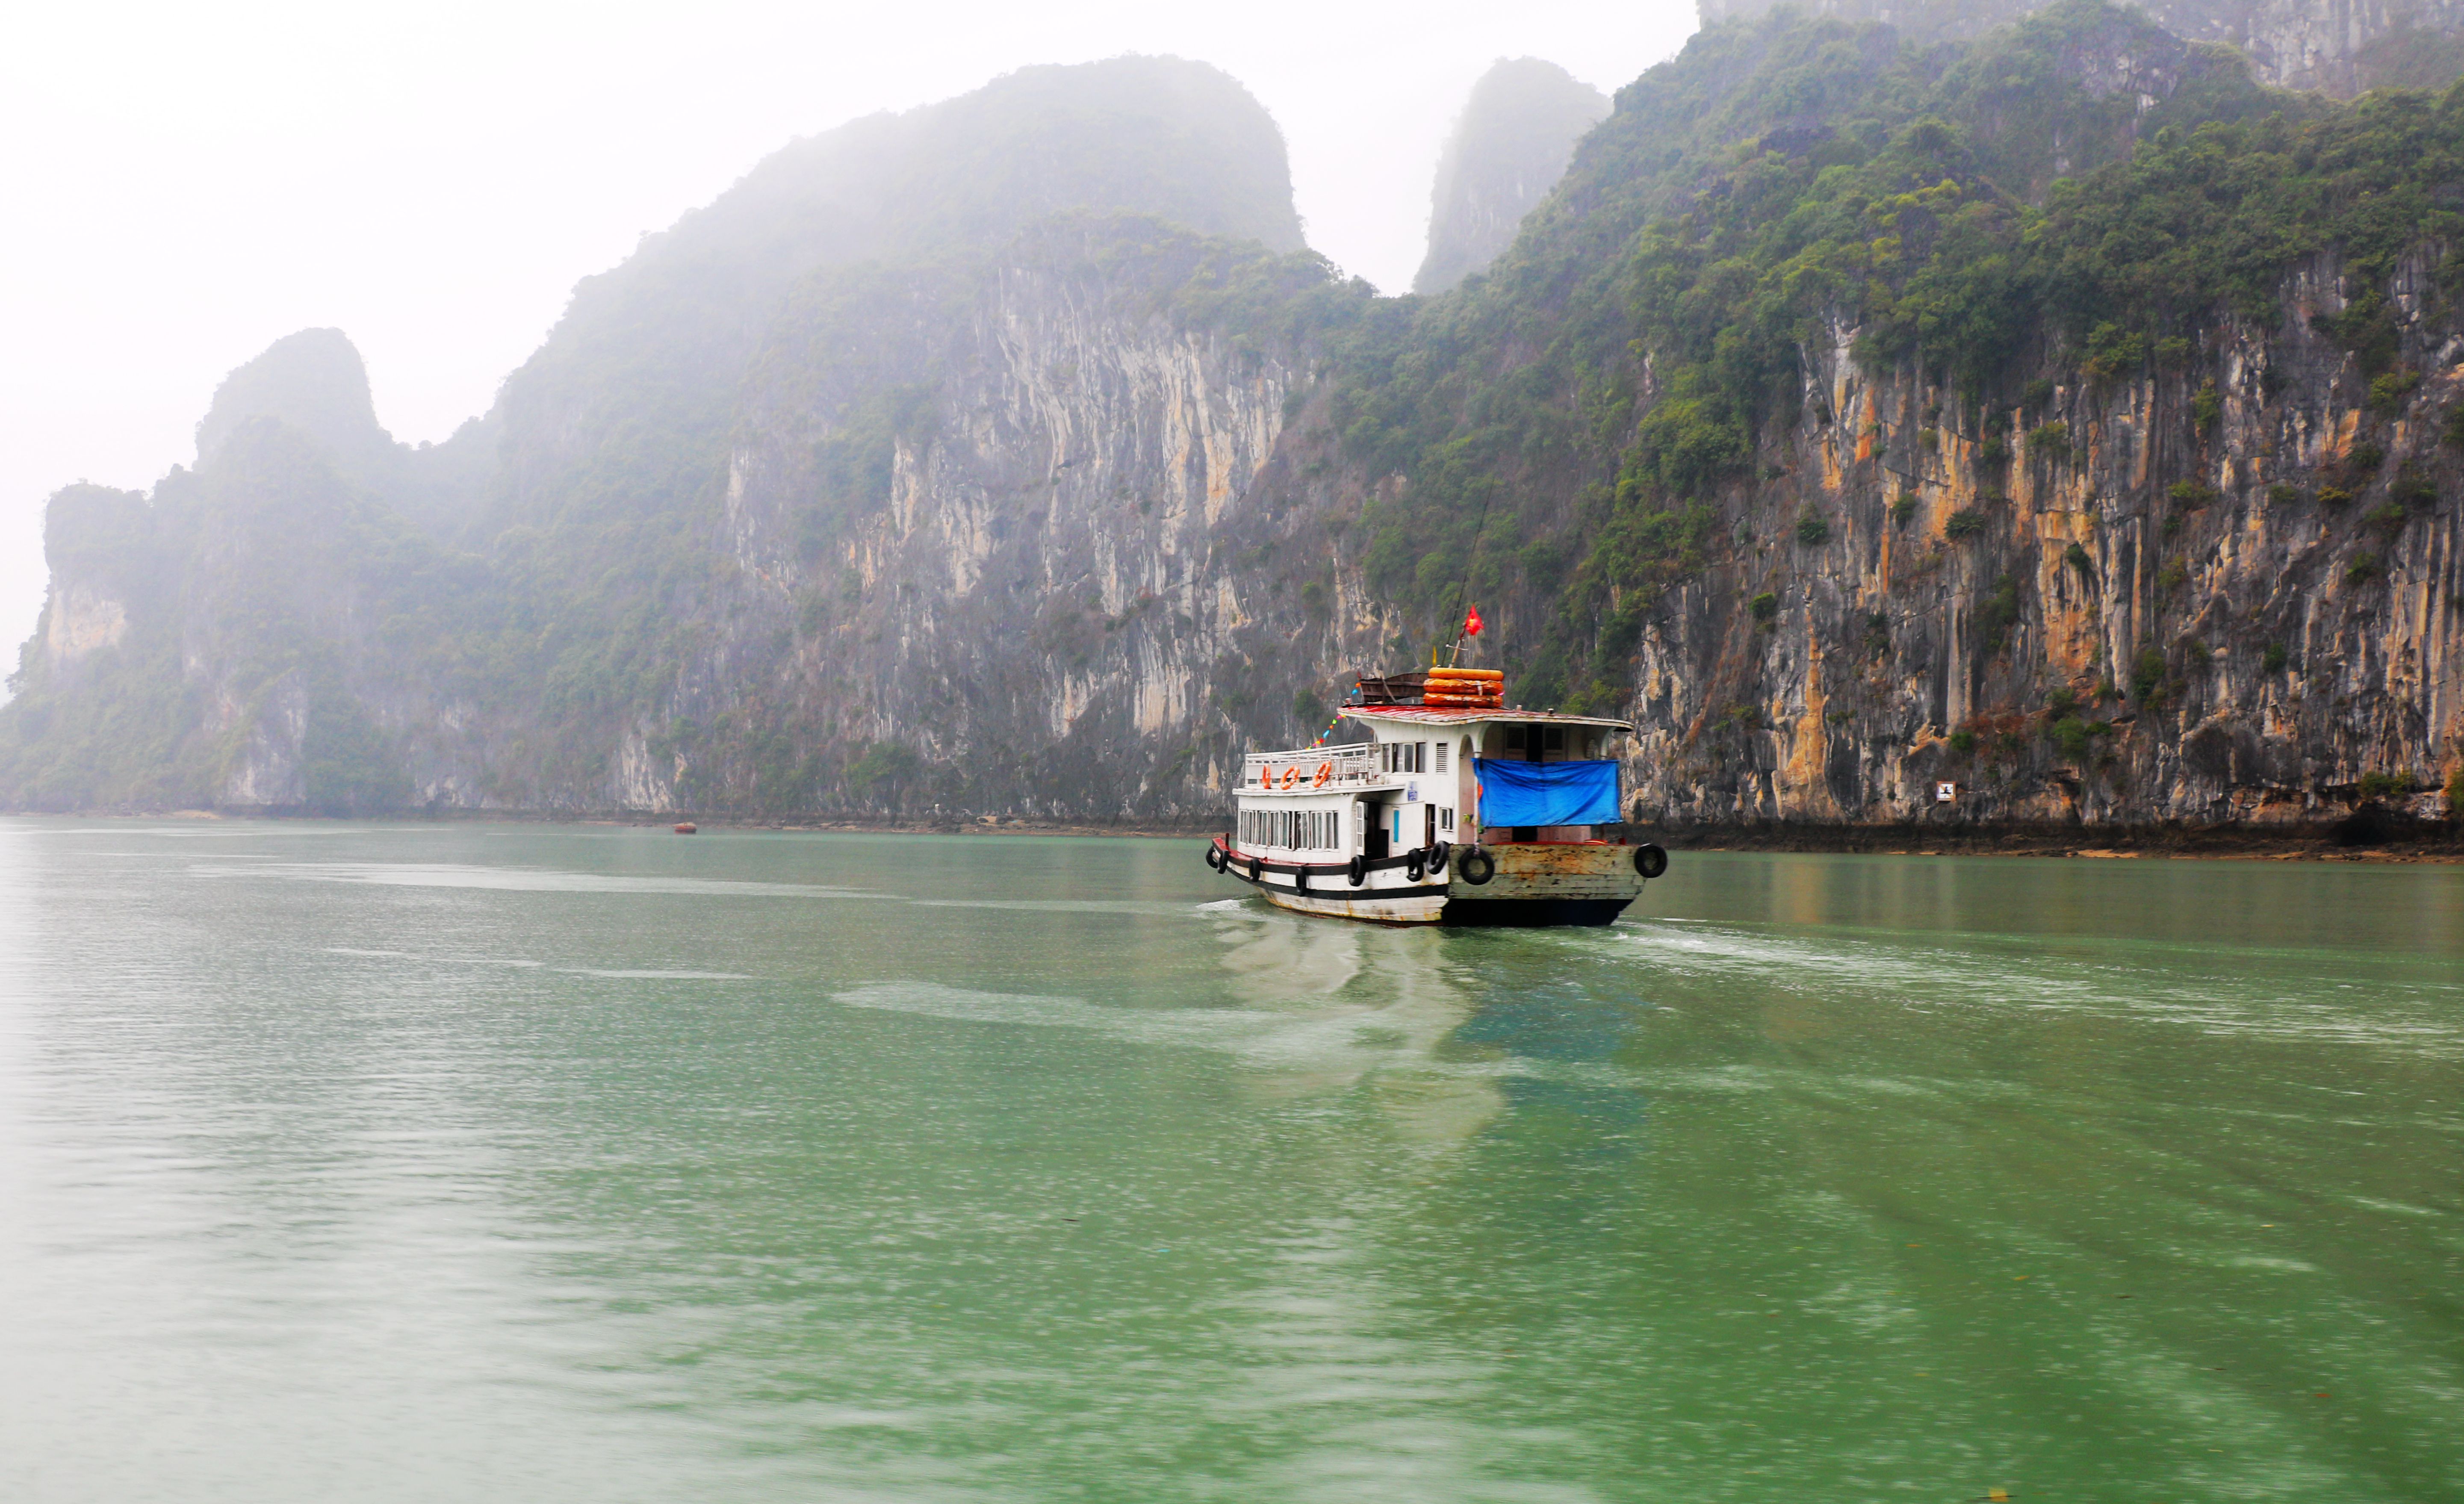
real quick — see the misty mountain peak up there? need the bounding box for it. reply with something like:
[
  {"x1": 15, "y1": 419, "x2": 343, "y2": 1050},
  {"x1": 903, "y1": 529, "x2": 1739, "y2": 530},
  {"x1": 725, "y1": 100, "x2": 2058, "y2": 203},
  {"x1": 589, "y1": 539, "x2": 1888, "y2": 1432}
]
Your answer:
[
  {"x1": 195, "y1": 328, "x2": 393, "y2": 472},
  {"x1": 605, "y1": 52, "x2": 1305, "y2": 293},
  {"x1": 491, "y1": 52, "x2": 1306, "y2": 533},
  {"x1": 1413, "y1": 58, "x2": 1609, "y2": 296}
]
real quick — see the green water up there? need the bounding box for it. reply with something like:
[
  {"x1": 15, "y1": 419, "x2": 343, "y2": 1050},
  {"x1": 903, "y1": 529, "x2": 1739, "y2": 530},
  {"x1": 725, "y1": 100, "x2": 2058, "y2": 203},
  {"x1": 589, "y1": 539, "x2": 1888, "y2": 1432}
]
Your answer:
[{"x1": 1, "y1": 822, "x2": 2458, "y2": 1503}]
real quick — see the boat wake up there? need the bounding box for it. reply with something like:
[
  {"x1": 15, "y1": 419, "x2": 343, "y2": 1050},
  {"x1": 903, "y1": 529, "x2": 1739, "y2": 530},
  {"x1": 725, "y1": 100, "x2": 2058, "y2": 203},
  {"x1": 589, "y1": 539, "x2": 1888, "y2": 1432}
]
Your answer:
[
  {"x1": 1581, "y1": 920, "x2": 2464, "y2": 1056},
  {"x1": 829, "y1": 981, "x2": 1639, "y2": 1099}
]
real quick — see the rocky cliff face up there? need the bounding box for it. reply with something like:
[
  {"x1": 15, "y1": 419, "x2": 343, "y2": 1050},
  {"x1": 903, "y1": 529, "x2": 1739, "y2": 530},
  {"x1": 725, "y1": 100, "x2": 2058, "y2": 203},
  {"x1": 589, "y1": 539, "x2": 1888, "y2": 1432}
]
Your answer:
[
  {"x1": 1617, "y1": 248, "x2": 2464, "y2": 832},
  {"x1": 614, "y1": 218, "x2": 1368, "y2": 820},
  {"x1": 1413, "y1": 60, "x2": 1612, "y2": 296},
  {"x1": 1697, "y1": 0, "x2": 2464, "y2": 94}
]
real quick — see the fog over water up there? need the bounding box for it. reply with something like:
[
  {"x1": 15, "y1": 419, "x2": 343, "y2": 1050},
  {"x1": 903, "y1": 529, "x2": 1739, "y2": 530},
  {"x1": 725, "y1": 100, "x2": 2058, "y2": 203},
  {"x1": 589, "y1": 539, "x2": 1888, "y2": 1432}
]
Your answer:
[{"x1": 0, "y1": 0, "x2": 1696, "y2": 672}]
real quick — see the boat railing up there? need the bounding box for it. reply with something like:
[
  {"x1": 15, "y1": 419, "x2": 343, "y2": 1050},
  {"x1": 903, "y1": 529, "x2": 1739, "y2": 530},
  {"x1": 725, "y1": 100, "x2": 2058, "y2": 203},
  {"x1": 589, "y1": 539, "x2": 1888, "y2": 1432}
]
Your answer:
[{"x1": 1241, "y1": 744, "x2": 1380, "y2": 791}]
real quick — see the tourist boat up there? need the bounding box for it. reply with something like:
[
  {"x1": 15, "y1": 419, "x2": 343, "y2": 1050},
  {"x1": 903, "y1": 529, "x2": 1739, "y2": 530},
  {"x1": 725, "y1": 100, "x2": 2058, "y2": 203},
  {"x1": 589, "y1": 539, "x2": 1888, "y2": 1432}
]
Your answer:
[{"x1": 1205, "y1": 667, "x2": 1667, "y2": 926}]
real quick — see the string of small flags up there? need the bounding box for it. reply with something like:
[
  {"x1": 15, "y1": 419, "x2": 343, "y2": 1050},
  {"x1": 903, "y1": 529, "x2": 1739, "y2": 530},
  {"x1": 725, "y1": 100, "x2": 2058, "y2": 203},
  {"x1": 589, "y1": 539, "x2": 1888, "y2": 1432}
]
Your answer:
[{"x1": 1306, "y1": 681, "x2": 1362, "y2": 749}]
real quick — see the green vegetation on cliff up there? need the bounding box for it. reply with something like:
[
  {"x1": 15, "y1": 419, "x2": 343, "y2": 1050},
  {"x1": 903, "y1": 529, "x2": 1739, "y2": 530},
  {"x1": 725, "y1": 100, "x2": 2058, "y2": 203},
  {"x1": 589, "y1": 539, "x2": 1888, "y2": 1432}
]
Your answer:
[{"x1": 1330, "y1": 0, "x2": 2457, "y2": 711}]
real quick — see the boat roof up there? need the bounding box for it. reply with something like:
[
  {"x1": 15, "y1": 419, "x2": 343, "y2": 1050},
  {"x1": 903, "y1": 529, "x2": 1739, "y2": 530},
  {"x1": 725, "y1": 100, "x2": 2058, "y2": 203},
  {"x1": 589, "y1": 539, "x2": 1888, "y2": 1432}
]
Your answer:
[{"x1": 1343, "y1": 705, "x2": 1633, "y2": 733}]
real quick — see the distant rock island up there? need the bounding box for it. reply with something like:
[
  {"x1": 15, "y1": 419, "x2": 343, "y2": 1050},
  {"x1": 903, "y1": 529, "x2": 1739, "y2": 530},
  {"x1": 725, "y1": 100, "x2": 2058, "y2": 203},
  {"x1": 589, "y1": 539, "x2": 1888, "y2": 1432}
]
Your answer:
[
  {"x1": 1414, "y1": 59, "x2": 1611, "y2": 295},
  {"x1": 6, "y1": 3, "x2": 2460, "y2": 841}
]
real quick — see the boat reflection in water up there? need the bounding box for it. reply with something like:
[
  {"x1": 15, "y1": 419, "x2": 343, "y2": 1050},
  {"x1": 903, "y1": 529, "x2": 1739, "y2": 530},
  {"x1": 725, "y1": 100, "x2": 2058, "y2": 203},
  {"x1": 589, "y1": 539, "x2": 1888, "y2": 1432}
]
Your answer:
[{"x1": 1206, "y1": 898, "x2": 1504, "y2": 1144}]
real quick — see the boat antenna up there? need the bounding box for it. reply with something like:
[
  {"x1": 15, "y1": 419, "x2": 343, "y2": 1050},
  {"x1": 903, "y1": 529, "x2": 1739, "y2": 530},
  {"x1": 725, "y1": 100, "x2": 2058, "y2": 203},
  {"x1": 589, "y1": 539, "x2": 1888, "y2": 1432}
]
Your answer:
[{"x1": 1434, "y1": 479, "x2": 1505, "y2": 668}]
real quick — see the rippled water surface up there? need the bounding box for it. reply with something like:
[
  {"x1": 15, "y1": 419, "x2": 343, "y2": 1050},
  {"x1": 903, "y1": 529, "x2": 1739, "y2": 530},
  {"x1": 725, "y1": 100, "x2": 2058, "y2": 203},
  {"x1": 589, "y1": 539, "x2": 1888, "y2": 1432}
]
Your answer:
[{"x1": 2, "y1": 821, "x2": 2459, "y2": 1502}]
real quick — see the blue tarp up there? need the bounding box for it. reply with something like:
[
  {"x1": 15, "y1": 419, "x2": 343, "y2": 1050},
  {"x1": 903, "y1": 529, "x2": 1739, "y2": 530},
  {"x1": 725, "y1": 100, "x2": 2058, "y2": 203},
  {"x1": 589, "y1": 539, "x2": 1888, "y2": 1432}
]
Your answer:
[{"x1": 1472, "y1": 758, "x2": 1621, "y2": 826}]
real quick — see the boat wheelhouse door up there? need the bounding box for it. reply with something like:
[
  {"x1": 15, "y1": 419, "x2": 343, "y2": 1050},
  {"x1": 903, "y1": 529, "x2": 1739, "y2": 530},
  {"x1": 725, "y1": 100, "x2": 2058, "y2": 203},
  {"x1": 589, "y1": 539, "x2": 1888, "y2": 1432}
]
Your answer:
[{"x1": 1363, "y1": 798, "x2": 1390, "y2": 860}]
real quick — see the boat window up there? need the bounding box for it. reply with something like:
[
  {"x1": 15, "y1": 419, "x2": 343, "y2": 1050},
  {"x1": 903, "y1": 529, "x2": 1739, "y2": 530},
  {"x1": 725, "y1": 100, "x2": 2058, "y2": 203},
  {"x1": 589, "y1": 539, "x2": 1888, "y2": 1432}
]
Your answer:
[
  {"x1": 1503, "y1": 727, "x2": 1525, "y2": 751},
  {"x1": 1543, "y1": 728, "x2": 1565, "y2": 752},
  {"x1": 1434, "y1": 742, "x2": 1447, "y2": 773},
  {"x1": 1383, "y1": 741, "x2": 1432, "y2": 774}
]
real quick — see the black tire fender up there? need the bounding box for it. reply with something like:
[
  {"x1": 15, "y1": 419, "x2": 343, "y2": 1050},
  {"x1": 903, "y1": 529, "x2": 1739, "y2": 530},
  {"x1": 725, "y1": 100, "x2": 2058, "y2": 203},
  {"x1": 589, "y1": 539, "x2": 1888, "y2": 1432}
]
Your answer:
[
  {"x1": 1458, "y1": 847, "x2": 1496, "y2": 885},
  {"x1": 1206, "y1": 844, "x2": 1224, "y2": 871},
  {"x1": 1427, "y1": 840, "x2": 1449, "y2": 876},
  {"x1": 1405, "y1": 852, "x2": 1425, "y2": 883},
  {"x1": 1248, "y1": 856, "x2": 1262, "y2": 882},
  {"x1": 1346, "y1": 854, "x2": 1366, "y2": 887},
  {"x1": 1633, "y1": 842, "x2": 1669, "y2": 879}
]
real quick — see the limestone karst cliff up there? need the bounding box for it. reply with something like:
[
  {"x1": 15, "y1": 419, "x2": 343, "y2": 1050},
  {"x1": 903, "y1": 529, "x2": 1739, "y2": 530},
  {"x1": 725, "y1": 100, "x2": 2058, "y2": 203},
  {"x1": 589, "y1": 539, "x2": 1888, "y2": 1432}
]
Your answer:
[
  {"x1": 1413, "y1": 59, "x2": 1612, "y2": 295},
  {"x1": 4, "y1": 5, "x2": 2458, "y2": 837}
]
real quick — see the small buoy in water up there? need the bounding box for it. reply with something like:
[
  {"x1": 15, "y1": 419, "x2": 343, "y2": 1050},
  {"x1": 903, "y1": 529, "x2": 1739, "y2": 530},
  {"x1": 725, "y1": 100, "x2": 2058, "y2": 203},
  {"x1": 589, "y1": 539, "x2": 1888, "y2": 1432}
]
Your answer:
[{"x1": 673, "y1": 822, "x2": 697, "y2": 835}]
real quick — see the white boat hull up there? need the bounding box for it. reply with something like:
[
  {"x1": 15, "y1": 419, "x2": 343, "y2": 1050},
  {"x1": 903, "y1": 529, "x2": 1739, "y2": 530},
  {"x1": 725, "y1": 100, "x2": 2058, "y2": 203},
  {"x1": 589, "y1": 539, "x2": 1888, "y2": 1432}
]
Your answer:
[
  {"x1": 1259, "y1": 886, "x2": 1451, "y2": 924},
  {"x1": 1210, "y1": 837, "x2": 1648, "y2": 927}
]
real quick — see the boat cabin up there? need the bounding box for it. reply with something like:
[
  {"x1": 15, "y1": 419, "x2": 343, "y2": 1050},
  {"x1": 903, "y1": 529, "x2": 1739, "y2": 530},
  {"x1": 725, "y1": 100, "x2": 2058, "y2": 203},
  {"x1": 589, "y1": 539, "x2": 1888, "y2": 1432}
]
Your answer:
[{"x1": 1233, "y1": 706, "x2": 1632, "y2": 865}]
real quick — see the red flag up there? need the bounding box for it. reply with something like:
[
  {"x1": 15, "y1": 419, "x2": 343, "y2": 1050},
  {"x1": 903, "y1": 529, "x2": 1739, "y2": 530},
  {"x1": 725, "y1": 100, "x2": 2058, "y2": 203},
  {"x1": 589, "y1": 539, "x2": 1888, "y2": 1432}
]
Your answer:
[{"x1": 1464, "y1": 604, "x2": 1484, "y2": 637}]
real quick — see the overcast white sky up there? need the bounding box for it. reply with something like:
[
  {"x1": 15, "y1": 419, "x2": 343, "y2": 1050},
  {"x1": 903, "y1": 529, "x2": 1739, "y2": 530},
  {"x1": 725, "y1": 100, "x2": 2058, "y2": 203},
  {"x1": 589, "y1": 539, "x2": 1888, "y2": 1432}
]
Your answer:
[{"x1": 0, "y1": 0, "x2": 1698, "y2": 669}]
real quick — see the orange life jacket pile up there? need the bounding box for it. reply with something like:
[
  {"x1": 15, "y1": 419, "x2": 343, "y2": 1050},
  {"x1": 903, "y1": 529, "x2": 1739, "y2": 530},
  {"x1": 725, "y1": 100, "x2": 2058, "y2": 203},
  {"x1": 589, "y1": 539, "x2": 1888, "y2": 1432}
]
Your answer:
[{"x1": 1421, "y1": 667, "x2": 1503, "y2": 709}]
